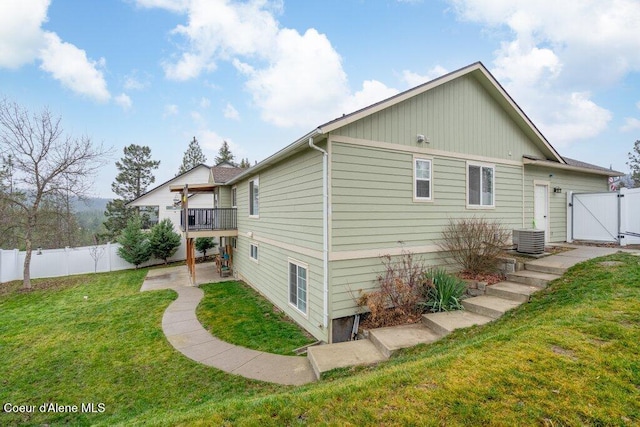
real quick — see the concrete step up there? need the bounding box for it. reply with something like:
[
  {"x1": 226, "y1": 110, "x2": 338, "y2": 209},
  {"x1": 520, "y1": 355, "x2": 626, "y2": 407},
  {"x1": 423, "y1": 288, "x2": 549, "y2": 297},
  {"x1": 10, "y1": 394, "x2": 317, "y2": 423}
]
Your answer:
[
  {"x1": 506, "y1": 270, "x2": 561, "y2": 288},
  {"x1": 524, "y1": 261, "x2": 566, "y2": 275},
  {"x1": 422, "y1": 310, "x2": 494, "y2": 336},
  {"x1": 307, "y1": 339, "x2": 386, "y2": 379},
  {"x1": 486, "y1": 281, "x2": 541, "y2": 302},
  {"x1": 368, "y1": 323, "x2": 440, "y2": 358},
  {"x1": 461, "y1": 295, "x2": 523, "y2": 319}
]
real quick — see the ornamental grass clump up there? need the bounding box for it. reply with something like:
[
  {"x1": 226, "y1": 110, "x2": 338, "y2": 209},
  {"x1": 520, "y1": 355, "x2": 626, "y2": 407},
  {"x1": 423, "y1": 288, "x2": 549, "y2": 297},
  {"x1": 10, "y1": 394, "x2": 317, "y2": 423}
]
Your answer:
[{"x1": 420, "y1": 268, "x2": 466, "y2": 313}]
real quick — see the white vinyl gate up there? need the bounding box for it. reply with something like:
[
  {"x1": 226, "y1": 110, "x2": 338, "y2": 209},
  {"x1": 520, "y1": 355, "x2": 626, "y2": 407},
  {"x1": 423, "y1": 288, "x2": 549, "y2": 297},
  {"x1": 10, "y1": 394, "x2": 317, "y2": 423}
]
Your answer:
[{"x1": 569, "y1": 187, "x2": 640, "y2": 246}]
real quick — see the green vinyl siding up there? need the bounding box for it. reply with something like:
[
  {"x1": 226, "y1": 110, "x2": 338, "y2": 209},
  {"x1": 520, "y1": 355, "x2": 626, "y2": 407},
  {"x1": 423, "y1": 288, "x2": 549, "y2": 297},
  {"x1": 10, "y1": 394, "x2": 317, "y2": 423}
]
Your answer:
[
  {"x1": 330, "y1": 142, "x2": 524, "y2": 252},
  {"x1": 218, "y1": 186, "x2": 232, "y2": 208},
  {"x1": 524, "y1": 166, "x2": 608, "y2": 242},
  {"x1": 233, "y1": 146, "x2": 326, "y2": 342},
  {"x1": 236, "y1": 148, "x2": 324, "y2": 250},
  {"x1": 332, "y1": 74, "x2": 547, "y2": 162},
  {"x1": 235, "y1": 235, "x2": 326, "y2": 342}
]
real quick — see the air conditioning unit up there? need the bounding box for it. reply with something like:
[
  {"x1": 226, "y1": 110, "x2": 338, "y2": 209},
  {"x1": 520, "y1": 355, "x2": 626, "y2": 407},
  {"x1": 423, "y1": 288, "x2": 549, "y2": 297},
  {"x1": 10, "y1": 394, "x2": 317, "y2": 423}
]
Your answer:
[{"x1": 513, "y1": 229, "x2": 545, "y2": 254}]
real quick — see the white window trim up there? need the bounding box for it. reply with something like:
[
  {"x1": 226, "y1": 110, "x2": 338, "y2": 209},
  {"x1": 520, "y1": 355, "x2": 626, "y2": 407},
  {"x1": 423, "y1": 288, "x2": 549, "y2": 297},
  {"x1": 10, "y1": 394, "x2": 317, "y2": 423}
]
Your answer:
[
  {"x1": 466, "y1": 161, "x2": 496, "y2": 209},
  {"x1": 249, "y1": 176, "x2": 259, "y2": 218},
  {"x1": 249, "y1": 243, "x2": 259, "y2": 263},
  {"x1": 413, "y1": 155, "x2": 433, "y2": 202},
  {"x1": 288, "y1": 258, "x2": 309, "y2": 317},
  {"x1": 231, "y1": 186, "x2": 237, "y2": 208}
]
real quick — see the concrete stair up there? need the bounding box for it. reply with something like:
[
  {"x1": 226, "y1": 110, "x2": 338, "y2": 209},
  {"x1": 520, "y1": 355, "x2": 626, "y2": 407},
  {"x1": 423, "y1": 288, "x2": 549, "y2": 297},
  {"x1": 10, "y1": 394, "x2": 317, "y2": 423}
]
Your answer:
[
  {"x1": 307, "y1": 258, "x2": 562, "y2": 380},
  {"x1": 486, "y1": 281, "x2": 541, "y2": 302},
  {"x1": 507, "y1": 270, "x2": 561, "y2": 288},
  {"x1": 422, "y1": 310, "x2": 493, "y2": 336}
]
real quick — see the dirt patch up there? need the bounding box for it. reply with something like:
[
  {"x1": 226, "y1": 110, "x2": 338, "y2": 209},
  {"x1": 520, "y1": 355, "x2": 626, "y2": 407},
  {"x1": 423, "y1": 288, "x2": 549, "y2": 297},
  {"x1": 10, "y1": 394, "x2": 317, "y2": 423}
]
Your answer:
[
  {"x1": 551, "y1": 345, "x2": 578, "y2": 361},
  {"x1": 459, "y1": 272, "x2": 505, "y2": 286},
  {"x1": 598, "y1": 261, "x2": 624, "y2": 267},
  {"x1": 572, "y1": 241, "x2": 640, "y2": 250},
  {"x1": 145, "y1": 273, "x2": 172, "y2": 281},
  {"x1": 359, "y1": 311, "x2": 423, "y2": 330},
  {"x1": 0, "y1": 275, "x2": 86, "y2": 296}
]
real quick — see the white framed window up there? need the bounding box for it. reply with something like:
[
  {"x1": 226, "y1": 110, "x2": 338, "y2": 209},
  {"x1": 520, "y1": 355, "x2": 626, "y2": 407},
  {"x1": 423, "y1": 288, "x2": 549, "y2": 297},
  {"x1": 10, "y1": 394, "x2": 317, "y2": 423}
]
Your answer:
[
  {"x1": 467, "y1": 162, "x2": 495, "y2": 208},
  {"x1": 288, "y1": 259, "x2": 308, "y2": 315},
  {"x1": 413, "y1": 157, "x2": 432, "y2": 201},
  {"x1": 249, "y1": 177, "x2": 259, "y2": 217},
  {"x1": 231, "y1": 186, "x2": 237, "y2": 208},
  {"x1": 250, "y1": 244, "x2": 258, "y2": 262}
]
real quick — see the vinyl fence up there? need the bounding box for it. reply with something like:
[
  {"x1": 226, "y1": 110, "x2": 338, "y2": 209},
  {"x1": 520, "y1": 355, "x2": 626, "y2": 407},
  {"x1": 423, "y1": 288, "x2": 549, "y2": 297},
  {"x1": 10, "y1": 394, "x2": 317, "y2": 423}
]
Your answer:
[
  {"x1": 568, "y1": 187, "x2": 640, "y2": 246},
  {"x1": 0, "y1": 240, "x2": 191, "y2": 283}
]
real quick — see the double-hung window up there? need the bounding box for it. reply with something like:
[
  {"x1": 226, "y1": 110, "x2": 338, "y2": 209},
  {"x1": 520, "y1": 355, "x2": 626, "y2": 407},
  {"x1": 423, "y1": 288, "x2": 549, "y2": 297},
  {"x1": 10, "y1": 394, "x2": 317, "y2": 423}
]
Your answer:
[
  {"x1": 414, "y1": 158, "x2": 432, "y2": 201},
  {"x1": 467, "y1": 162, "x2": 495, "y2": 208},
  {"x1": 249, "y1": 177, "x2": 259, "y2": 216},
  {"x1": 231, "y1": 186, "x2": 237, "y2": 208},
  {"x1": 250, "y1": 244, "x2": 258, "y2": 261},
  {"x1": 288, "y1": 260, "x2": 308, "y2": 315}
]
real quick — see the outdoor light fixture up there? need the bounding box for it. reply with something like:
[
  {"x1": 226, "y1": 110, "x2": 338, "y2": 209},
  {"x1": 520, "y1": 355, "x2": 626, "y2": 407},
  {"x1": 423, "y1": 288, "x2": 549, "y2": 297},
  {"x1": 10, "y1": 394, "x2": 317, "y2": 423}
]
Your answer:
[
  {"x1": 172, "y1": 193, "x2": 181, "y2": 207},
  {"x1": 36, "y1": 247, "x2": 42, "y2": 255},
  {"x1": 417, "y1": 134, "x2": 430, "y2": 143},
  {"x1": 553, "y1": 187, "x2": 562, "y2": 193}
]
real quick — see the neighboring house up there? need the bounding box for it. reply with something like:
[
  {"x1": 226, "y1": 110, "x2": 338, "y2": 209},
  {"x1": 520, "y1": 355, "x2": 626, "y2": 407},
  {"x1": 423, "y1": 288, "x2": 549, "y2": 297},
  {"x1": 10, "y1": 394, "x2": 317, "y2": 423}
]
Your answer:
[{"x1": 135, "y1": 62, "x2": 623, "y2": 344}]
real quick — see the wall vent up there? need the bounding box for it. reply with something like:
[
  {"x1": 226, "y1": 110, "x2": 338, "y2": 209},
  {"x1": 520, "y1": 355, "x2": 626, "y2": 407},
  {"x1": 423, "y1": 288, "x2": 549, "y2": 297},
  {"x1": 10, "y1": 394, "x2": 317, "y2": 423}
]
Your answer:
[{"x1": 513, "y1": 229, "x2": 545, "y2": 254}]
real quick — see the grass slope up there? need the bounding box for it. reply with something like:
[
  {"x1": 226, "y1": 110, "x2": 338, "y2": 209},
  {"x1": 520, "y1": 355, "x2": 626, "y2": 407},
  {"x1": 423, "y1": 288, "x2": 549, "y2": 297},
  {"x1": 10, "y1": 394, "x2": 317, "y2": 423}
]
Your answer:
[
  {"x1": 143, "y1": 253, "x2": 640, "y2": 426},
  {"x1": 1, "y1": 254, "x2": 638, "y2": 426},
  {"x1": 0, "y1": 270, "x2": 282, "y2": 426},
  {"x1": 196, "y1": 281, "x2": 316, "y2": 355}
]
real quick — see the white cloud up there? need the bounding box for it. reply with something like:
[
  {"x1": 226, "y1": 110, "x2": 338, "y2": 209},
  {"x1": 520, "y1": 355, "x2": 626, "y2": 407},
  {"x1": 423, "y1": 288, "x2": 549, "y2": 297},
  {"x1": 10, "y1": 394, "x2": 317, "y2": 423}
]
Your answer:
[
  {"x1": 224, "y1": 103, "x2": 239, "y2": 120},
  {"x1": 163, "y1": 104, "x2": 179, "y2": 117},
  {"x1": 143, "y1": 0, "x2": 402, "y2": 128},
  {"x1": 447, "y1": 0, "x2": 640, "y2": 146},
  {"x1": 402, "y1": 65, "x2": 448, "y2": 87},
  {"x1": 39, "y1": 32, "x2": 110, "y2": 102},
  {"x1": 115, "y1": 93, "x2": 132, "y2": 110},
  {"x1": 124, "y1": 71, "x2": 150, "y2": 91},
  {"x1": 200, "y1": 97, "x2": 211, "y2": 108},
  {"x1": 0, "y1": 0, "x2": 112, "y2": 102},
  {"x1": 0, "y1": 0, "x2": 49, "y2": 68},
  {"x1": 621, "y1": 117, "x2": 640, "y2": 132},
  {"x1": 340, "y1": 80, "x2": 399, "y2": 116},
  {"x1": 198, "y1": 129, "x2": 246, "y2": 160}
]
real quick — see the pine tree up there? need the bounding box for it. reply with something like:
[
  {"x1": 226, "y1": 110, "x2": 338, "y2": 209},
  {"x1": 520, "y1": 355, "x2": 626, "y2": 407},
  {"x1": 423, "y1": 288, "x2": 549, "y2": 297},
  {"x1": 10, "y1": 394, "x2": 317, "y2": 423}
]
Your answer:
[
  {"x1": 178, "y1": 136, "x2": 207, "y2": 175},
  {"x1": 117, "y1": 216, "x2": 151, "y2": 268},
  {"x1": 103, "y1": 144, "x2": 160, "y2": 241},
  {"x1": 149, "y1": 219, "x2": 181, "y2": 264},
  {"x1": 627, "y1": 140, "x2": 640, "y2": 187},
  {"x1": 239, "y1": 158, "x2": 251, "y2": 168},
  {"x1": 215, "y1": 140, "x2": 235, "y2": 164}
]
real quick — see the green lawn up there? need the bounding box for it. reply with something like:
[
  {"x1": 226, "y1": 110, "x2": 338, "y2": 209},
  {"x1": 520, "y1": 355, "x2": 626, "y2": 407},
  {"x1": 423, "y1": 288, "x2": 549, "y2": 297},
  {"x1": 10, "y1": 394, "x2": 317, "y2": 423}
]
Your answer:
[
  {"x1": 1, "y1": 253, "x2": 639, "y2": 426},
  {"x1": 196, "y1": 281, "x2": 316, "y2": 355}
]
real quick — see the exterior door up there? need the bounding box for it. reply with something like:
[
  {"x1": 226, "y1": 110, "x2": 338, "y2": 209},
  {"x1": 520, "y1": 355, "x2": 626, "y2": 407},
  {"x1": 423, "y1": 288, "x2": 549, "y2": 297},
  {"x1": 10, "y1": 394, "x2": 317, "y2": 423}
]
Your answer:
[{"x1": 534, "y1": 184, "x2": 549, "y2": 241}]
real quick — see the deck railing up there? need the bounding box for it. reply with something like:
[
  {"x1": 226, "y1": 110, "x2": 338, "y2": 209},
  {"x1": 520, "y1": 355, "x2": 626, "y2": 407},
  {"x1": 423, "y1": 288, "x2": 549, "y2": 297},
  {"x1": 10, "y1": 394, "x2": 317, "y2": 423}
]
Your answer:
[{"x1": 180, "y1": 208, "x2": 237, "y2": 231}]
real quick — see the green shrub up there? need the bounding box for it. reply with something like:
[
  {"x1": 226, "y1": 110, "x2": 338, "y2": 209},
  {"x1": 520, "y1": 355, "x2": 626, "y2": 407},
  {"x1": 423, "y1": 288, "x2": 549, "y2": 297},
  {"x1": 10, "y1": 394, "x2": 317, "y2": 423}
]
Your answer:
[
  {"x1": 420, "y1": 268, "x2": 466, "y2": 312},
  {"x1": 149, "y1": 218, "x2": 181, "y2": 264},
  {"x1": 117, "y1": 216, "x2": 151, "y2": 268},
  {"x1": 195, "y1": 237, "x2": 217, "y2": 259}
]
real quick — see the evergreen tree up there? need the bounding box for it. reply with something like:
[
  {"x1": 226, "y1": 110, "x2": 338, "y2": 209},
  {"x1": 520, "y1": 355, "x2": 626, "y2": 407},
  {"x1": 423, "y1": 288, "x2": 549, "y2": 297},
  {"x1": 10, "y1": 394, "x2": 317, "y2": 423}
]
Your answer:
[
  {"x1": 627, "y1": 140, "x2": 640, "y2": 187},
  {"x1": 103, "y1": 144, "x2": 160, "y2": 241},
  {"x1": 178, "y1": 136, "x2": 207, "y2": 175},
  {"x1": 195, "y1": 237, "x2": 216, "y2": 259},
  {"x1": 149, "y1": 219, "x2": 181, "y2": 264},
  {"x1": 215, "y1": 140, "x2": 235, "y2": 164},
  {"x1": 117, "y1": 216, "x2": 151, "y2": 268},
  {"x1": 239, "y1": 158, "x2": 251, "y2": 168}
]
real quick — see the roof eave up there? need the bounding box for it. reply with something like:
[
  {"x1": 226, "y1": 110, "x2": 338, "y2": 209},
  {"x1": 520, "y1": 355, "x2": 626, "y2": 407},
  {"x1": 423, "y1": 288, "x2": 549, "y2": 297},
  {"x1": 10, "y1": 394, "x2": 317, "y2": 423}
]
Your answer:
[
  {"x1": 523, "y1": 158, "x2": 624, "y2": 177},
  {"x1": 226, "y1": 128, "x2": 323, "y2": 185}
]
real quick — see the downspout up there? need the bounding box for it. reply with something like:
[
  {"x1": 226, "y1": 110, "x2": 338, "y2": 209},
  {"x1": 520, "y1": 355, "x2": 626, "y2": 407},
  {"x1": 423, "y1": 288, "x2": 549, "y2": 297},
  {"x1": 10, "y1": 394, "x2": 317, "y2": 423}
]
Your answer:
[{"x1": 308, "y1": 136, "x2": 329, "y2": 330}]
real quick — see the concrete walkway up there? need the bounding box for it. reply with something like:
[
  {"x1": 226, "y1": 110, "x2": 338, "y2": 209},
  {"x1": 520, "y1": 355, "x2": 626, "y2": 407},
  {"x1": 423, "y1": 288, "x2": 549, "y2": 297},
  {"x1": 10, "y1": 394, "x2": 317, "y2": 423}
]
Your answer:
[{"x1": 141, "y1": 264, "x2": 316, "y2": 386}]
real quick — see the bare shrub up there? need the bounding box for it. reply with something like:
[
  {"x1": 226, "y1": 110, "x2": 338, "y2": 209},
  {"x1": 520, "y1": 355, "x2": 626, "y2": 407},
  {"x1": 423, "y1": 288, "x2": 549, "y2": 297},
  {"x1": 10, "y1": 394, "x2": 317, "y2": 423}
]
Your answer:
[
  {"x1": 358, "y1": 251, "x2": 425, "y2": 328},
  {"x1": 439, "y1": 217, "x2": 510, "y2": 275}
]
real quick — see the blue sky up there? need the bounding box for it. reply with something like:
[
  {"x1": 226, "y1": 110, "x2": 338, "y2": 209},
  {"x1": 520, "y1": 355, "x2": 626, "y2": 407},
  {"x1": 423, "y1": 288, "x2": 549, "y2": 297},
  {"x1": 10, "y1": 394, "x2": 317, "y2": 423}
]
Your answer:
[{"x1": 1, "y1": 0, "x2": 639, "y2": 198}]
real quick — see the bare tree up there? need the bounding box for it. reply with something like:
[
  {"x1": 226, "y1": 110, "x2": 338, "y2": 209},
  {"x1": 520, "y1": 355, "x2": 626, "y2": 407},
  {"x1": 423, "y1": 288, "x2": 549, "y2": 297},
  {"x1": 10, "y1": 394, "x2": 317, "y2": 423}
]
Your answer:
[
  {"x1": 89, "y1": 236, "x2": 106, "y2": 273},
  {"x1": 0, "y1": 98, "x2": 111, "y2": 290}
]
